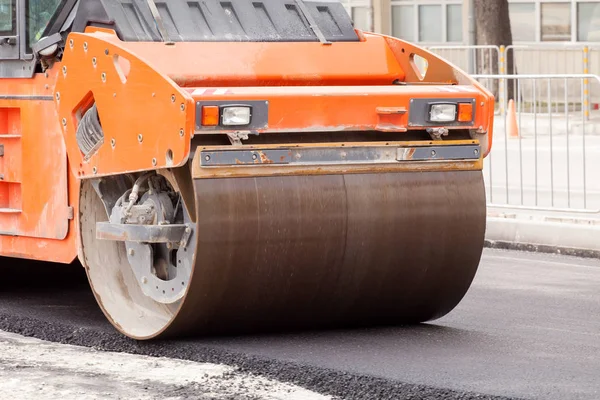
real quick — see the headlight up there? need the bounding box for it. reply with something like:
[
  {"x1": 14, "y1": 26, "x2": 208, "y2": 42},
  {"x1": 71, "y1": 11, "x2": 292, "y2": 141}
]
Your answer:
[
  {"x1": 429, "y1": 104, "x2": 457, "y2": 122},
  {"x1": 222, "y1": 106, "x2": 252, "y2": 126}
]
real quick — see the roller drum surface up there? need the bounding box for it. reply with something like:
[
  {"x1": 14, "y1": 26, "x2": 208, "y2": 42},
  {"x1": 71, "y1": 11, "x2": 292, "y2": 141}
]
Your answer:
[
  {"x1": 81, "y1": 170, "x2": 486, "y2": 339},
  {"x1": 171, "y1": 170, "x2": 486, "y2": 335}
]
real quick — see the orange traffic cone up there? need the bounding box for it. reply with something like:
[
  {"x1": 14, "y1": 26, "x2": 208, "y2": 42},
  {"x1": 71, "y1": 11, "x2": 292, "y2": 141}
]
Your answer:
[{"x1": 507, "y1": 99, "x2": 519, "y2": 139}]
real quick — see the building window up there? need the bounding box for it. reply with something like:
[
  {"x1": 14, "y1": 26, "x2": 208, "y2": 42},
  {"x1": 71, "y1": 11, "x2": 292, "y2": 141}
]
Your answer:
[
  {"x1": 447, "y1": 4, "x2": 463, "y2": 42},
  {"x1": 390, "y1": 1, "x2": 463, "y2": 44},
  {"x1": 392, "y1": 5, "x2": 414, "y2": 41},
  {"x1": 509, "y1": 2, "x2": 536, "y2": 42},
  {"x1": 578, "y1": 2, "x2": 600, "y2": 42},
  {"x1": 349, "y1": 0, "x2": 600, "y2": 44},
  {"x1": 351, "y1": 6, "x2": 371, "y2": 32},
  {"x1": 418, "y1": 4, "x2": 442, "y2": 42},
  {"x1": 541, "y1": 2, "x2": 571, "y2": 41}
]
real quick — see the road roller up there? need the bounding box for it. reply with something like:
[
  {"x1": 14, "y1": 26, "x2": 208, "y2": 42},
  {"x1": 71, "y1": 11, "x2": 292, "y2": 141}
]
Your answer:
[{"x1": 0, "y1": 0, "x2": 494, "y2": 339}]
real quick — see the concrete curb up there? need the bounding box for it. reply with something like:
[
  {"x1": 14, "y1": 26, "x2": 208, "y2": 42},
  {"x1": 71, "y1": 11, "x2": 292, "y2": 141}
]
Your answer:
[{"x1": 485, "y1": 216, "x2": 600, "y2": 259}]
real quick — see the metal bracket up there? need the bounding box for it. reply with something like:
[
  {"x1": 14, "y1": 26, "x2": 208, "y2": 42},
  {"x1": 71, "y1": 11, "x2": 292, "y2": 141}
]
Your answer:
[
  {"x1": 427, "y1": 127, "x2": 449, "y2": 140},
  {"x1": 469, "y1": 126, "x2": 487, "y2": 139},
  {"x1": 179, "y1": 225, "x2": 192, "y2": 249},
  {"x1": 32, "y1": 33, "x2": 63, "y2": 57},
  {"x1": 227, "y1": 132, "x2": 249, "y2": 146},
  {"x1": 96, "y1": 222, "x2": 191, "y2": 244},
  {"x1": 295, "y1": 0, "x2": 332, "y2": 45},
  {"x1": 200, "y1": 143, "x2": 481, "y2": 167},
  {"x1": 396, "y1": 145, "x2": 480, "y2": 161},
  {"x1": 146, "y1": 0, "x2": 172, "y2": 43}
]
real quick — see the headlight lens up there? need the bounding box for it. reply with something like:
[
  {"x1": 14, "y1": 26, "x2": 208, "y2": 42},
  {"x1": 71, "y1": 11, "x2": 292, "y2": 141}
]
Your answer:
[
  {"x1": 222, "y1": 106, "x2": 252, "y2": 126},
  {"x1": 429, "y1": 104, "x2": 457, "y2": 122}
]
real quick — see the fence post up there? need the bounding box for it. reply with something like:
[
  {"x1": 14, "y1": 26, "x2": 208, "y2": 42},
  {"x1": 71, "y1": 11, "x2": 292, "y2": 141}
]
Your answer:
[
  {"x1": 468, "y1": 0, "x2": 476, "y2": 74},
  {"x1": 499, "y1": 45, "x2": 506, "y2": 116},
  {"x1": 583, "y1": 46, "x2": 590, "y2": 121}
]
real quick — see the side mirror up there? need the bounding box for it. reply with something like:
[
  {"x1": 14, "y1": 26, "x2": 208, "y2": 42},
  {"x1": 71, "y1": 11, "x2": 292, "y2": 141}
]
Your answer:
[{"x1": 32, "y1": 32, "x2": 62, "y2": 58}]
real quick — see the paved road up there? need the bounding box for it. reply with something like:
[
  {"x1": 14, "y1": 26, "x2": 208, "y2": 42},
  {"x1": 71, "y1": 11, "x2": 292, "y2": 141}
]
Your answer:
[{"x1": 0, "y1": 249, "x2": 599, "y2": 400}]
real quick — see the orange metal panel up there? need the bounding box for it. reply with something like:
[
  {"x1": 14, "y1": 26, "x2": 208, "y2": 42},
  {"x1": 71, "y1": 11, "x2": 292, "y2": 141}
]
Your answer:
[
  {"x1": 55, "y1": 30, "x2": 196, "y2": 180},
  {"x1": 190, "y1": 85, "x2": 488, "y2": 135},
  {"x1": 118, "y1": 34, "x2": 406, "y2": 88},
  {"x1": 381, "y1": 34, "x2": 495, "y2": 153},
  {"x1": 58, "y1": 30, "x2": 492, "y2": 182},
  {"x1": 0, "y1": 70, "x2": 78, "y2": 263}
]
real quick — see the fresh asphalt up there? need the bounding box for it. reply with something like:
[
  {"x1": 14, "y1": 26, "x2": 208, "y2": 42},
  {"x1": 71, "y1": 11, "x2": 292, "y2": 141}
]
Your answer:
[{"x1": 0, "y1": 248, "x2": 598, "y2": 400}]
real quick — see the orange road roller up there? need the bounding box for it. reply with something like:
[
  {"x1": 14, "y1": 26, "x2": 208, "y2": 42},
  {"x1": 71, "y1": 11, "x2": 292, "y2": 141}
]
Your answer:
[{"x1": 0, "y1": 0, "x2": 494, "y2": 339}]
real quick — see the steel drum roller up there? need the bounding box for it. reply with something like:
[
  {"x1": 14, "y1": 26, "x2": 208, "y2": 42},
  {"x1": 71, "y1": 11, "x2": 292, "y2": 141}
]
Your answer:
[{"x1": 81, "y1": 170, "x2": 485, "y2": 339}]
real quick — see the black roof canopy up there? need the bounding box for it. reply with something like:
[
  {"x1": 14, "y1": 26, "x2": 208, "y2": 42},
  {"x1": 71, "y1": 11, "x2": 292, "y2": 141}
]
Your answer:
[{"x1": 71, "y1": 0, "x2": 359, "y2": 42}]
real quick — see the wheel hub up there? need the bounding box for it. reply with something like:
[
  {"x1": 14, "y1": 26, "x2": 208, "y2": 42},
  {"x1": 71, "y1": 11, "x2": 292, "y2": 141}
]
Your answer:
[{"x1": 93, "y1": 172, "x2": 195, "y2": 304}]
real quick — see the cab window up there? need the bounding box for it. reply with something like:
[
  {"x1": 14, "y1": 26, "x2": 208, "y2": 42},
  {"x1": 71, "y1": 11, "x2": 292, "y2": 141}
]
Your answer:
[
  {"x1": 0, "y1": 0, "x2": 15, "y2": 35},
  {"x1": 27, "y1": 0, "x2": 63, "y2": 50}
]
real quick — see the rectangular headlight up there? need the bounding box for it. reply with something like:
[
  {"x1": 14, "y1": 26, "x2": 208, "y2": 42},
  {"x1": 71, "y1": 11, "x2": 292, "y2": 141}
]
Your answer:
[
  {"x1": 429, "y1": 104, "x2": 457, "y2": 122},
  {"x1": 222, "y1": 106, "x2": 251, "y2": 126}
]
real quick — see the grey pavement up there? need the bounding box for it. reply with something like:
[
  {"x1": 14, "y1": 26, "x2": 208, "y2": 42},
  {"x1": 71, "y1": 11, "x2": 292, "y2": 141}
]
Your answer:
[
  {"x1": 0, "y1": 250, "x2": 599, "y2": 400},
  {"x1": 199, "y1": 249, "x2": 600, "y2": 400}
]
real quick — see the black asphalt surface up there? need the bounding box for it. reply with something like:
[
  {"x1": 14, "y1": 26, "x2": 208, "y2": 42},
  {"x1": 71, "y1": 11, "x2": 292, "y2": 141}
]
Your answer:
[{"x1": 0, "y1": 248, "x2": 599, "y2": 400}]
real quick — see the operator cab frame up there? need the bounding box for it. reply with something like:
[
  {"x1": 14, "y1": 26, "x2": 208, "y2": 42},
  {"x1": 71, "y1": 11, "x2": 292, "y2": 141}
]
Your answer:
[{"x1": 0, "y1": 0, "x2": 76, "y2": 77}]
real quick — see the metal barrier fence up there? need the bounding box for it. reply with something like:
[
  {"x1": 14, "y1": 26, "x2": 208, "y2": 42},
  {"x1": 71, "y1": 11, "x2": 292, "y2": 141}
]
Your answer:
[
  {"x1": 472, "y1": 74, "x2": 600, "y2": 214},
  {"x1": 426, "y1": 44, "x2": 600, "y2": 117},
  {"x1": 505, "y1": 45, "x2": 599, "y2": 120},
  {"x1": 426, "y1": 44, "x2": 599, "y2": 77},
  {"x1": 504, "y1": 44, "x2": 595, "y2": 75},
  {"x1": 425, "y1": 45, "x2": 501, "y2": 75},
  {"x1": 425, "y1": 46, "x2": 501, "y2": 106}
]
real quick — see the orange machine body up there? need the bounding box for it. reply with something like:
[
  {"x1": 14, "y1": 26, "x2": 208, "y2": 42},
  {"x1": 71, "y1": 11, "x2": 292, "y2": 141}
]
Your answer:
[
  {"x1": 0, "y1": 28, "x2": 494, "y2": 263},
  {"x1": 0, "y1": 71, "x2": 79, "y2": 263}
]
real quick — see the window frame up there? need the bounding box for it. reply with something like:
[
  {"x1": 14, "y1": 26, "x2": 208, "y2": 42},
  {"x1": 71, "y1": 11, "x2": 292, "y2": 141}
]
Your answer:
[
  {"x1": 389, "y1": 0, "x2": 464, "y2": 45},
  {"x1": 508, "y1": 2, "x2": 537, "y2": 42},
  {"x1": 507, "y1": 0, "x2": 600, "y2": 44},
  {"x1": 24, "y1": 0, "x2": 67, "y2": 54},
  {"x1": 576, "y1": 1, "x2": 600, "y2": 41},
  {"x1": 380, "y1": 0, "x2": 600, "y2": 45},
  {"x1": 350, "y1": 4, "x2": 373, "y2": 32},
  {"x1": 540, "y1": 1, "x2": 572, "y2": 42},
  {"x1": 391, "y1": 4, "x2": 416, "y2": 41},
  {"x1": 0, "y1": 0, "x2": 16, "y2": 36},
  {"x1": 418, "y1": 4, "x2": 443, "y2": 42},
  {"x1": 0, "y1": 0, "x2": 18, "y2": 60},
  {"x1": 446, "y1": 3, "x2": 463, "y2": 42}
]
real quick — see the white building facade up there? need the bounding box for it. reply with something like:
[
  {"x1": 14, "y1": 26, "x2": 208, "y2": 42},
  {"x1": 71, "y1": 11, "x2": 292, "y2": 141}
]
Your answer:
[{"x1": 341, "y1": 0, "x2": 600, "y2": 45}]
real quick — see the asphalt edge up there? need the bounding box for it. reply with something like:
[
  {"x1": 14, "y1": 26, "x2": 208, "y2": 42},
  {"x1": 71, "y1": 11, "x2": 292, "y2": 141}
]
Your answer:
[
  {"x1": 485, "y1": 216, "x2": 600, "y2": 259},
  {"x1": 0, "y1": 312, "x2": 524, "y2": 400},
  {"x1": 484, "y1": 240, "x2": 600, "y2": 259}
]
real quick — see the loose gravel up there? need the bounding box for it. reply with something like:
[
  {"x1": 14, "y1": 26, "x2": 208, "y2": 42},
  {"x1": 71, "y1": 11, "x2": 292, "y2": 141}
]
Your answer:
[
  {"x1": 0, "y1": 330, "x2": 329, "y2": 400},
  {"x1": 0, "y1": 312, "x2": 520, "y2": 400}
]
